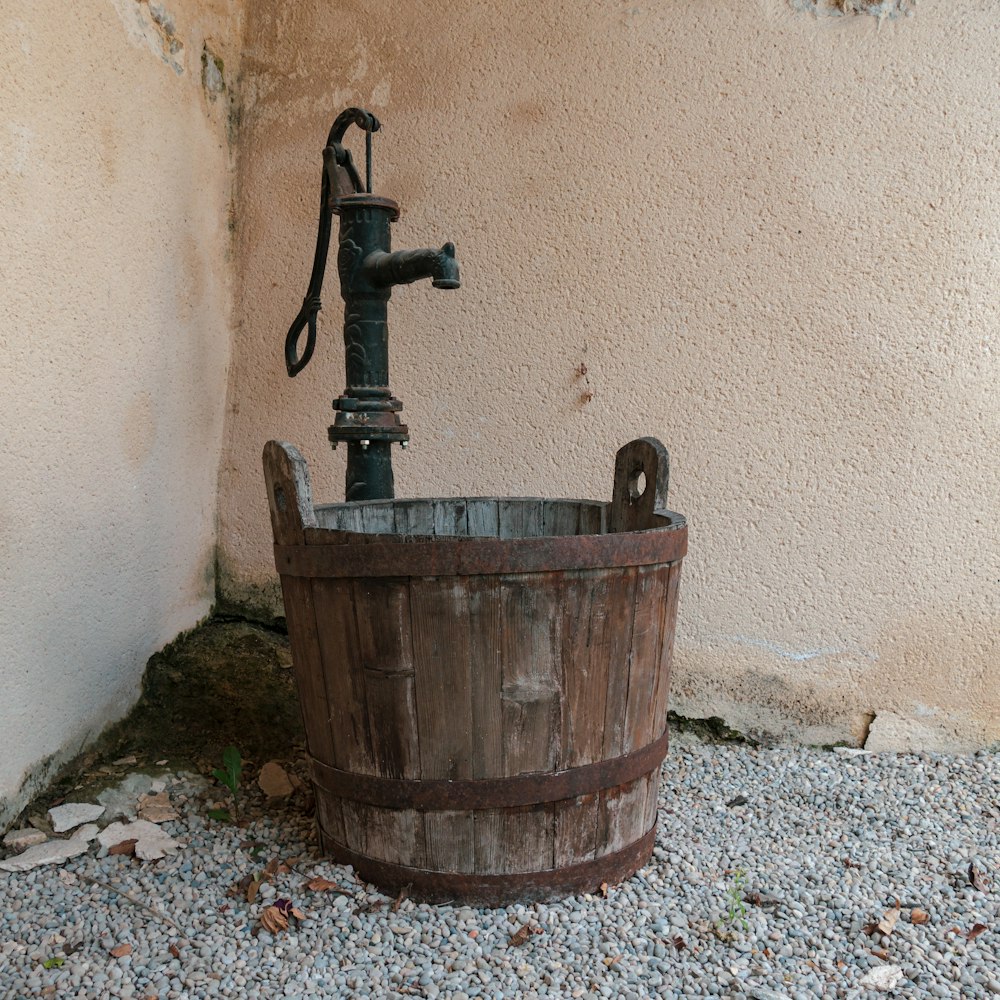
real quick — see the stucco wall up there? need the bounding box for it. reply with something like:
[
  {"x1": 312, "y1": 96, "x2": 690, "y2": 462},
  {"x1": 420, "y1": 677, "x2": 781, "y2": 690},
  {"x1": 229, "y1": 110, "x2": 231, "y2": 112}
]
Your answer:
[
  {"x1": 221, "y1": 1, "x2": 999, "y2": 749},
  {"x1": 0, "y1": 0, "x2": 241, "y2": 826}
]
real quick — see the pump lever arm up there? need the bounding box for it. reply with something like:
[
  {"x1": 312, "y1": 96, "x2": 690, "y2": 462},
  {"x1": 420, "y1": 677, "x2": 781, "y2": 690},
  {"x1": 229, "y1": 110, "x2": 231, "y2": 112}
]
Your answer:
[{"x1": 283, "y1": 108, "x2": 382, "y2": 377}]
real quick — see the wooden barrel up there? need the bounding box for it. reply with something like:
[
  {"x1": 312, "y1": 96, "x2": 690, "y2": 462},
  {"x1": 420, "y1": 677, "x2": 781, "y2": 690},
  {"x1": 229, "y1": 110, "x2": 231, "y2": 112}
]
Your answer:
[{"x1": 263, "y1": 437, "x2": 687, "y2": 905}]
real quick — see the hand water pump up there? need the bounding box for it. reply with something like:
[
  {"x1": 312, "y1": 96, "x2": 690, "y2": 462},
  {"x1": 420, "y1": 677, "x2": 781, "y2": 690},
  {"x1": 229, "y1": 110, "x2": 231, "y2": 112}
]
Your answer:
[{"x1": 283, "y1": 107, "x2": 460, "y2": 501}]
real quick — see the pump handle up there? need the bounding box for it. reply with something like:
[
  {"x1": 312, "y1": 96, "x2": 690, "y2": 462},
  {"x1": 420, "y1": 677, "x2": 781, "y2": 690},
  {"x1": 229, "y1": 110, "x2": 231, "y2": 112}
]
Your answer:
[{"x1": 284, "y1": 109, "x2": 382, "y2": 377}]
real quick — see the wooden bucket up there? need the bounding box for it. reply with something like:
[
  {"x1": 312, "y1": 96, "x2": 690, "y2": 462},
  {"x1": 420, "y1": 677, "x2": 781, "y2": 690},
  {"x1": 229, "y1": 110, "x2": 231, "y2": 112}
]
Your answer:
[{"x1": 263, "y1": 437, "x2": 687, "y2": 905}]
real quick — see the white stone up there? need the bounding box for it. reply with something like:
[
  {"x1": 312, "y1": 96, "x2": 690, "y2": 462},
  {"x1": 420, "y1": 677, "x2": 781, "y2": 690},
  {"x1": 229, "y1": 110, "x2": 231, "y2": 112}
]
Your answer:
[
  {"x1": 98, "y1": 819, "x2": 180, "y2": 860},
  {"x1": 2, "y1": 827, "x2": 48, "y2": 851},
  {"x1": 859, "y1": 966, "x2": 905, "y2": 991},
  {"x1": 96, "y1": 773, "x2": 155, "y2": 821},
  {"x1": 0, "y1": 824, "x2": 98, "y2": 872},
  {"x1": 48, "y1": 802, "x2": 105, "y2": 833}
]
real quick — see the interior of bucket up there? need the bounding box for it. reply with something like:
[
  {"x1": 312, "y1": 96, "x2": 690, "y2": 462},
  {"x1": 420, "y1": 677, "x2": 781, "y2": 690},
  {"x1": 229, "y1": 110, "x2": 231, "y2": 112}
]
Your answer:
[{"x1": 313, "y1": 497, "x2": 683, "y2": 538}]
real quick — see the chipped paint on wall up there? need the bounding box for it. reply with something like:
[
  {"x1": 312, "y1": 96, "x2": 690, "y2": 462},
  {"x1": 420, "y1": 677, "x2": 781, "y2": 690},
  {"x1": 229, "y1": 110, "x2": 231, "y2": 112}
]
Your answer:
[
  {"x1": 109, "y1": 0, "x2": 185, "y2": 74},
  {"x1": 791, "y1": 0, "x2": 916, "y2": 19},
  {"x1": 202, "y1": 44, "x2": 225, "y2": 100}
]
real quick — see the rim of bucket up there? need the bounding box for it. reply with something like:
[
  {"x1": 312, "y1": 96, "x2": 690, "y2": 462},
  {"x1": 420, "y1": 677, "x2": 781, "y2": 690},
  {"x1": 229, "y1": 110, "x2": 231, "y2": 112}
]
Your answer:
[{"x1": 275, "y1": 511, "x2": 687, "y2": 578}]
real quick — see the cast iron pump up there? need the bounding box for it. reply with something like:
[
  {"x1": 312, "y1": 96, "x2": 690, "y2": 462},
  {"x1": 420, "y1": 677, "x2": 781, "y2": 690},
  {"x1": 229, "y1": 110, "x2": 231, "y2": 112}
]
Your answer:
[{"x1": 283, "y1": 107, "x2": 460, "y2": 501}]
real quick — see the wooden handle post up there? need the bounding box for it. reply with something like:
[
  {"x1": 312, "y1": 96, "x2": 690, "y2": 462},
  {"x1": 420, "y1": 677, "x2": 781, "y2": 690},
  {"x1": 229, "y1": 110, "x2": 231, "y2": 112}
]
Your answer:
[
  {"x1": 262, "y1": 440, "x2": 318, "y2": 546},
  {"x1": 609, "y1": 437, "x2": 670, "y2": 533}
]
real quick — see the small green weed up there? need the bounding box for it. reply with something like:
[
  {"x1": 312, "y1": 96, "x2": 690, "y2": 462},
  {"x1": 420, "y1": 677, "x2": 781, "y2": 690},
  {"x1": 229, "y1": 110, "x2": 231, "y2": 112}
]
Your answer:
[
  {"x1": 42, "y1": 957, "x2": 65, "y2": 969},
  {"x1": 719, "y1": 868, "x2": 749, "y2": 933},
  {"x1": 210, "y1": 745, "x2": 243, "y2": 822}
]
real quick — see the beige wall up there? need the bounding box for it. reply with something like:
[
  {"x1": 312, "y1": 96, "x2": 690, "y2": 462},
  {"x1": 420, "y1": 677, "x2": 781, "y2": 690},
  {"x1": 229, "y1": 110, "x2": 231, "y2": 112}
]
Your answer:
[
  {"x1": 0, "y1": 0, "x2": 241, "y2": 826},
  {"x1": 222, "y1": 0, "x2": 999, "y2": 751}
]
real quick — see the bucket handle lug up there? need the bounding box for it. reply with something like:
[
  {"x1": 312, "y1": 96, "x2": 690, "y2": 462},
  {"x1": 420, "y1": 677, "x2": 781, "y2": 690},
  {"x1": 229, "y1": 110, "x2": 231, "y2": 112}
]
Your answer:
[{"x1": 610, "y1": 437, "x2": 670, "y2": 533}]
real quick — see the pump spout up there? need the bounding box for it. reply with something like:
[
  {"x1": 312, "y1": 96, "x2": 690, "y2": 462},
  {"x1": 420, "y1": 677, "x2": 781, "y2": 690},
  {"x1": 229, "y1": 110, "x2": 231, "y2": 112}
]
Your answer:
[{"x1": 363, "y1": 241, "x2": 460, "y2": 290}]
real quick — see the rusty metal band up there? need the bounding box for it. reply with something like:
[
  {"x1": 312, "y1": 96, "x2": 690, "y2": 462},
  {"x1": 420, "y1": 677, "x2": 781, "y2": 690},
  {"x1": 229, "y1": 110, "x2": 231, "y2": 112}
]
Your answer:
[
  {"x1": 275, "y1": 523, "x2": 687, "y2": 579},
  {"x1": 320, "y1": 826, "x2": 656, "y2": 906},
  {"x1": 309, "y1": 730, "x2": 669, "y2": 811}
]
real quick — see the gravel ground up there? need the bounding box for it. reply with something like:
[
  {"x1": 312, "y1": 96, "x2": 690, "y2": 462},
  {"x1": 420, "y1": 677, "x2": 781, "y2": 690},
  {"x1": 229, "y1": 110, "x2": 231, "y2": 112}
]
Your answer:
[{"x1": 1, "y1": 738, "x2": 997, "y2": 1000}]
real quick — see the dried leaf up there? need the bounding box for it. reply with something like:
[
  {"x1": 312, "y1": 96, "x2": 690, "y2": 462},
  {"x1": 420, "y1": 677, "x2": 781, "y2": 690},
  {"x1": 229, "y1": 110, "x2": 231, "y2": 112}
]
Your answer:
[
  {"x1": 672, "y1": 935, "x2": 687, "y2": 951},
  {"x1": 508, "y1": 924, "x2": 532, "y2": 947},
  {"x1": 271, "y1": 897, "x2": 304, "y2": 922},
  {"x1": 600, "y1": 882, "x2": 610, "y2": 898},
  {"x1": 168, "y1": 943, "x2": 181, "y2": 959},
  {"x1": 260, "y1": 905, "x2": 289, "y2": 934},
  {"x1": 263, "y1": 858, "x2": 281, "y2": 876},
  {"x1": 109, "y1": 943, "x2": 132, "y2": 958},
  {"x1": 876, "y1": 906, "x2": 901, "y2": 936},
  {"x1": 393, "y1": 884, "x2": 411, "y2": 912},
  {"x1": 726, "y1": 795, "x2": 749, "y2": 807},
  {"x1": 258, "y1": 762, "x2": 294, "y2": 798},
  {"x1": 871, "y1": 947, "x2": 889, "y2": 960},
  {"x1": 970, "y1": 864, "x2": 988, "y2": 892},
  {"x1": 910, "y1": 908, "x2": 930, "y2": 925},
  {"x1": 229, "y1": 875, "x2": 251, "y2": 899},
  {"x1": 247, "y1": 876, "x2": 262, "y2": 905},
  {"x1": 304, "y1": 876, "x2": 348, "y2": 893},
  {"x1": 967, "y1": 923, "x2": 988, "y2": 941},
  {"x1": 108, "y1": 839, "x2": 138, "y2": 857}
]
